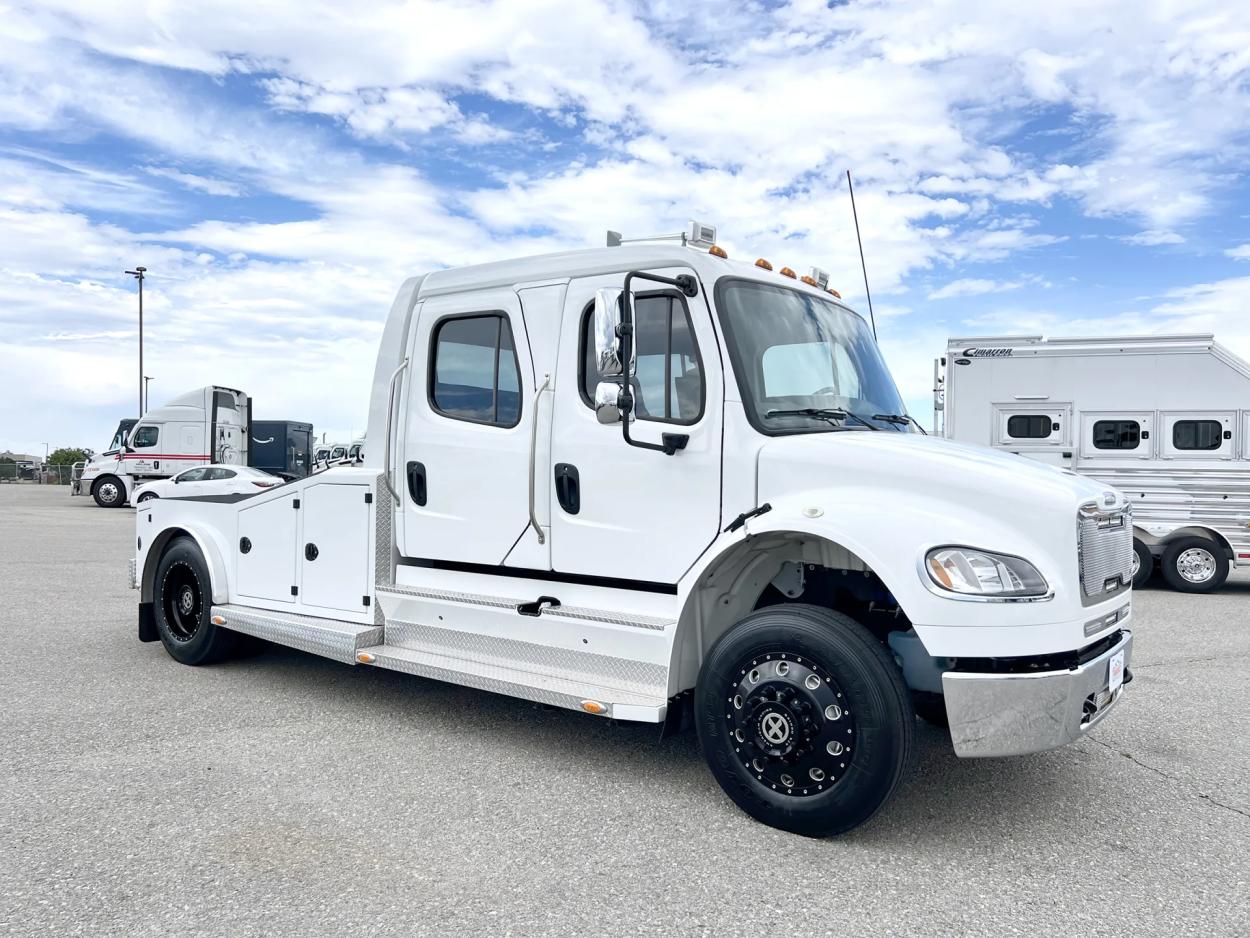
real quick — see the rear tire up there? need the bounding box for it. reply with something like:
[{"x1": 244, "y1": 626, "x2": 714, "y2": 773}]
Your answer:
[
  {"x1": 1160, "y1": 536, "x2": 1228, "y2": 593},
  {"x1": 695, "y1": 604, "x2": 913, "y2": 837},
  {"x1": 92, "y1": 475, "x2": 125, "y2": 508},
  {"x1": 153, "y1": 537, "x2": 238, "y2": 665},
  {"x1": 1131, "y1": 538, "x2": 1154, "y2": 589}
]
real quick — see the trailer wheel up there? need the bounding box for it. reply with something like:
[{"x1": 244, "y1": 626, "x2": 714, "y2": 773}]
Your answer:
[
  {"x1": 1131, "y1": 539, "x2": 1153, "y2": 588},
  {"x1": 695, "y1": 604, "x2": 913, "y2": 837},
  {"x1": 92, "y1": 475, "x2": 125, "y2": 508},
  {"x1": 1161, "y1": 537, "x2": 1228, "y2": 593},
  {"x1": 153, "y1": 537, "x2": 238, "y2": 665}
]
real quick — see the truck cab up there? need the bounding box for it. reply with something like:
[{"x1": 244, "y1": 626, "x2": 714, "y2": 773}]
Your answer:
[
  {"x1": 133, "y1": 231, "x2": 1133, "y2": 836},
  {"x1": 81, "y1": 387, "x2": 250, "y2": 507}
]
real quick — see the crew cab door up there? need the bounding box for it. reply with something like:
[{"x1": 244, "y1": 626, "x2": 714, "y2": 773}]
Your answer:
[
  {"x1": 546, "y1": 270, "x2": 723, "y2": 585},
  {"x1": 399, "y1": 289, "x2": 538, "y2": 566}
]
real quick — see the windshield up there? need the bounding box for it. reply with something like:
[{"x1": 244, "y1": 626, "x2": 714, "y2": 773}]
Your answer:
[{"x1": 716, "y1": 279, "x2": 908, "y2": 433}]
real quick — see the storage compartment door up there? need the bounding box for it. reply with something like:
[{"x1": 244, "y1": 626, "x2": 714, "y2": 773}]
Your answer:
[
  {"x1": 300, "y1": 482, "x2": 372, "y2": 614},
  {"x1": 237, "y1": 493, "x2": 300, "y2": 603}
]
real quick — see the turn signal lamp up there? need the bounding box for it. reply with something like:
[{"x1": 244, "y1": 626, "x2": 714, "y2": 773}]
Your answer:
[
  {"x1": 779, "y1": 267, "x2": 797, "y2": 279},
  {"x1": 709, "y1": 244, "x2": 728, "y2": 258},
  {"x1": 755, "y1": 258, "x2": 773, "y2": 270}
]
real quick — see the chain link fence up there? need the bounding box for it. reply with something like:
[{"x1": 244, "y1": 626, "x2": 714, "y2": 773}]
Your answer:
[{"x1": 0, "y1": 463, "x2": 77, "y2": 485}]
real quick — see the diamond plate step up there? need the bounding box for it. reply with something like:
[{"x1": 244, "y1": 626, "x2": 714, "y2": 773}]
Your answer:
[
  {"x1": 358, "y1": 643, "x2": 667, "y2": 722},
  {"x1": 212, "y1": 604, "x2": 384, "y2": 664}
]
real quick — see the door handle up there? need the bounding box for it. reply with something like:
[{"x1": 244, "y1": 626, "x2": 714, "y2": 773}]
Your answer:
[
  {"x1": 554, "y1": 463, "x2": 580, "y2": 515},
  {"x1": 406, "y1": 461, "x2": 427, "y2": 506},
  {"x1": 527, "y1": 374, "x2": 551, "y2": 544}
]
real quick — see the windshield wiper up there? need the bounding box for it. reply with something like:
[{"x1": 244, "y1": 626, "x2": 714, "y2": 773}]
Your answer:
[
  {"x1": 872, "y1": 413, "x2": 927, "y2": 434},
  {"x1": 766, "y1": 407, "x2": 880, "y2": 430}
]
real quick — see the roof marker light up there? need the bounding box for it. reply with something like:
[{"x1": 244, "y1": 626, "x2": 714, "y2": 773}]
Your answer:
[
  {"x1": 779, "y1": 267, "x2": 797, "y2": 279},
  {"x1": 709, "y1": 244, "x2": 728, "y2": 259},
  {"x1": 800, "y1": 275, "x2": 818, "y2": 287},
  {"x1": 755, "y1": 258, "x2": 773, "y2": 271},
  {"x1": 828, "y1": 288, "x2": 842, "y2": 298}
]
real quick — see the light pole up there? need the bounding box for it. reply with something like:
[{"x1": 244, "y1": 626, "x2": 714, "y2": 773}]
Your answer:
[
  {"x1": 125, "y1": 266, "x2": 147, "y2": 416},
  {"x1": 144, "y1": 376, "x2": 153, "y2": 412}
]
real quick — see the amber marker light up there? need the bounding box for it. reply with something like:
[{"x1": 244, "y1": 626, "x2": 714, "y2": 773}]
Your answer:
[
  {"x1": 779, "y1": 266, "x2": 797, "y2": 279},
  {"x1": 755, "y1": 258, "x2": 773, "y2": 270},
  {"x1": 801, "y1": 275, "x2": 818, "y2": 287},
  {"x1": 211, "y1": 615, "x2": 226, "y2": 626},
  {"x1": 357, "y1": 652, "x2": 376, "y2": 664},
  {"x1": 709, "y1": 244, "x2": 728, "y2": 258},
  {"x1": 580, "y1": 700, "x2": 607, "y2": 715},
  {"x1": 828, "y1": 288, "x2": 842, "y2": 298}
]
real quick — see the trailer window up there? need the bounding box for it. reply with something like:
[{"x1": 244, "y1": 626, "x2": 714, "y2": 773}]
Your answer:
[
  {"x1": 133, "y1": 426, "x2": 159, "y2": 448},
  {"x1": 431, "y1": 313, "x2": 522, "y2": 428},
  {"x1": 1007, "y1": 415, "x2": 1051, "y2": 439},
  {"x1": 1092, "y1": 420, "x2": 1140, "y2": 450},
  {"x1": 1173, "y1": 419, "x2": 1222, "y2": 450},
  {"x1": 579, "y1": 293, "x2": 703, "y2": 424}
]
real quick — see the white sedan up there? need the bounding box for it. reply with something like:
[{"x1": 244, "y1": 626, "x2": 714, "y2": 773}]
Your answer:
[{"x1": 133, "y1": 465, "x2": 283, "y2": 504}]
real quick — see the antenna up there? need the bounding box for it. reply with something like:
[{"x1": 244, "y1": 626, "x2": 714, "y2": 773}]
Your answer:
[{"x1": 846, "y1": 170, "x2": 877, "y2": 340}]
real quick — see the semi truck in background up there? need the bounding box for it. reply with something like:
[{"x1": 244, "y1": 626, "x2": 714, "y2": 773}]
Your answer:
[
  {"x1": 248, "y1": 420, "x2": 314, "y2": 480},
  {"x1": 937, "y1": 333, "x2": 1250, "y2": 593},
  {"x1": 79, "y1": 386, "x2": 250, "y2": 507},
  {"x1": 131, "y1": 227, "x2": 1133, "y2": 836}
]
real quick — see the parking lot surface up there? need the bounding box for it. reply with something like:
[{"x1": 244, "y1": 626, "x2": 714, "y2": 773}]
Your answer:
[{"x1": 1, "y1": 484, "x2": 1247, "y2": 937}]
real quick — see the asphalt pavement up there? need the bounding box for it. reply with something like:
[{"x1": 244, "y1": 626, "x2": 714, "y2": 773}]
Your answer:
[{"x1": 1, "y1": 484, "x2": 1247, "y2": 936}]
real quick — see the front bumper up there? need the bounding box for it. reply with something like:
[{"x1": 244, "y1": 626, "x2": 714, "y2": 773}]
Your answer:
[{"x1": 942, "y1": 629, "x2": 1132, "y2": 757}]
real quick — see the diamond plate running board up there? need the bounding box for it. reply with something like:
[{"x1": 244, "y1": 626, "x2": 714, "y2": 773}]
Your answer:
[
  {"x1": 211, "y1": 604, "x2": 384, "y2": 665},
  {"x1": 358, "y1": 643, "x2": 667, "y2": 723}
]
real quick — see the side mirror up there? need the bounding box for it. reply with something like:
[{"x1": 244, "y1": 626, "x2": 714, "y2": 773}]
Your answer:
[
  {"x1": 594, "y1": 381, "x2": 622, "y2": 425},
  {"x1": 593, "y1": 288, "x2": 625, "y2": 377}
]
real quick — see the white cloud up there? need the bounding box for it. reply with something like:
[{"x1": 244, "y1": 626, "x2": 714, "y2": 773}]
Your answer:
[
  {"x1": 144, "y1": 166, "x2": 243, "y2": 197},
  {"x1": 1225, "y1": 244, "x2": 1250, "y2": 261},
  {"x1": 1117, "y1": 229, "x2": 1186, "y2": 246},
  {"x1": 929, "y1": 277, "x2": 1039, "y2": 301}
]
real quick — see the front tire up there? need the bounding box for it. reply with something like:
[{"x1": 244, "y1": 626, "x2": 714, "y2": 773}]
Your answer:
[
  {"x1": 695, "y1": 604, "x2": 913, "y2": 837},
  {"x1": 1161, "y1": 537, "x2": 1229, "y2": 593},
  {"x1": 153, "y1": 537, "x2": 238, "y2": 665},
  {"x1": 92, "y1": 475, "x2": 125, "y2": 508},
  {"x1": 1131, "y1": 538, "x2": 1154, "y2": 589},
  {"x1": 136, "y1": 492, "x2": 158, "y2": 504}
]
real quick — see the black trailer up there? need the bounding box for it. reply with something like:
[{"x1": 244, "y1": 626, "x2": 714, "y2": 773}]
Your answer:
[{"x1": 248, "y1": 420, "x2": 314, "y2": 480}]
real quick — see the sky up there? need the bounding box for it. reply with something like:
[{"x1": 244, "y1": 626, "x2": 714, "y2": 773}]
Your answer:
[{"x1": 1, "y1": 0, "x2": 1248, "y2": 456}]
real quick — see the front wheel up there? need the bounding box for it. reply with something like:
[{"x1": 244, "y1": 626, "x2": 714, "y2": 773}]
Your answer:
[
  {"x1": 92, "y1": 475, "x2": 125, "y2": 508},
  {"x1": 153, "y1": 537, "x2": 239, "y2": 665},
  {"x1": 1161, "y1": 537, "x2": 1229, "y2": 593},
  {"x1": 136, "y1": 492, "x2": 158, "y2": 504},
  {"x1": 695, "y1": 604, "x2": 914, "y2": 837}
]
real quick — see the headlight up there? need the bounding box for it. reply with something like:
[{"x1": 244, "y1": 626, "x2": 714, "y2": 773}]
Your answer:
[{"x1": 924, "y1": 547, "x2": 1049, "y2": 599}]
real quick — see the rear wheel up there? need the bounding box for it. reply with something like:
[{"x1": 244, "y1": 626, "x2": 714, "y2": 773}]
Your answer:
[
  {"x1": 92, "y1": 475, "x2": 125, "y2": 508},
  {"x1": 1161, "y1": 536, "x2": 1229, "y2": 593},
  {"x1": 153, "y1": 537, "x2": 238, "y2": 665},
  {"x1": 695, "y1": 604, "x2": 913, "y2": 837},
  {"x1": 1131, "y1": 538, "x2": 1154, "y2": 589}
]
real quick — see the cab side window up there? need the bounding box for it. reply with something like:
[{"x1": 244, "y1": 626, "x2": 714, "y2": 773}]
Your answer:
[
  {"x1": 579, "y1": 293, "x2": 703, "y2": 424},
  {"x1": 133, "y1": 426, "x2": 159, "y2": 448},
  {"x1": 431, "y1": 314, "x2": 522, "y2": 428}
]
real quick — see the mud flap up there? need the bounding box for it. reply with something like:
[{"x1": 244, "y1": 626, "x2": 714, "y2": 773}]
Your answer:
[{"x1": 138, "y1": 602, "x2": 158, "y2": 642}]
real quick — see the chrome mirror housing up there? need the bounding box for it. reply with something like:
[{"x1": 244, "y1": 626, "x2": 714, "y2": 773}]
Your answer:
[
  {"x1": 593, "y1": 288, "x2": 624, "y2": 377},
  {"x1": 594, "y1": 381, "x2": 622, "y2": 425}
]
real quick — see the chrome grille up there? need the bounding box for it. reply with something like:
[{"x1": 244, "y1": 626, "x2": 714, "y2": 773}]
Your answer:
[{"x1": 1078, "y1": 505, "x2": 1133, "y2": 601}]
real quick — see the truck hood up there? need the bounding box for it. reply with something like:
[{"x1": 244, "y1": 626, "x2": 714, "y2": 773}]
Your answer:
[{"x1": 757, "y1": 431, "x2": 1119, "y2": 516}]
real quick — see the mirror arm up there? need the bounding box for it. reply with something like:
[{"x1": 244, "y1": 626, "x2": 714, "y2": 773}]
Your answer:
[{"x1": 615, "y1": 270, "x2": 699, "y2": 456}]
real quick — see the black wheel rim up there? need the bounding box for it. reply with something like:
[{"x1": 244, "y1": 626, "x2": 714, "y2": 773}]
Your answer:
[
  {"x1": 161, "y1": 562, "x2": 203, "y2": 641},
  {"x1": 725, "y1": 651, "x2": 856, "y2": 797}
]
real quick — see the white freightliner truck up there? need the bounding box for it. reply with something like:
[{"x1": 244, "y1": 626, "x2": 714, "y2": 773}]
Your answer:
[
  {"x1": 81, "y1": 387, "x2": 250, "y2": 508},
  {"x1": 131, "y1": 228, "x2": 1134, "y2": 835},
  {"x1": 937, "y1": 334, "x2": 1250, "y2": 593}
]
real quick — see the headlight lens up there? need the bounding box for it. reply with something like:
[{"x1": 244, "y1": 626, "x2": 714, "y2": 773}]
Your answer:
[{"x1": 925, "y1": 547, "x2": 1049, "y2": 598}]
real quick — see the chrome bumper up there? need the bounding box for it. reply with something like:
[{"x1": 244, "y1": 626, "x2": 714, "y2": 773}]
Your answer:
[{"x1": 942, "y1": 630, "x2": 1132, "y2": 758}]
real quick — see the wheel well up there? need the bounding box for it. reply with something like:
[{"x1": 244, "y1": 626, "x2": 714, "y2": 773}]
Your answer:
[
  {"x1": 671, "y1": 532, "x2": 912, "y2": 693},
  {"x1": 139, "y1": 527, "x2": 195, "y2": 603},
  {"x1": 1136, "y1": 525, "x2": 1233, "y2": 559}
]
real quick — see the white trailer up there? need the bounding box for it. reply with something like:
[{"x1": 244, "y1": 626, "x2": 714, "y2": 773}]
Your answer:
[
  {"x1": 80, "y1": 386, "x2": 250, "y2": 507},
  {"x1": 131, "y1": 230, "x2": 1133, "y2": 836},
  {"x1": 937, "y1": 333, "x2": 1250, "y2": 593}
]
